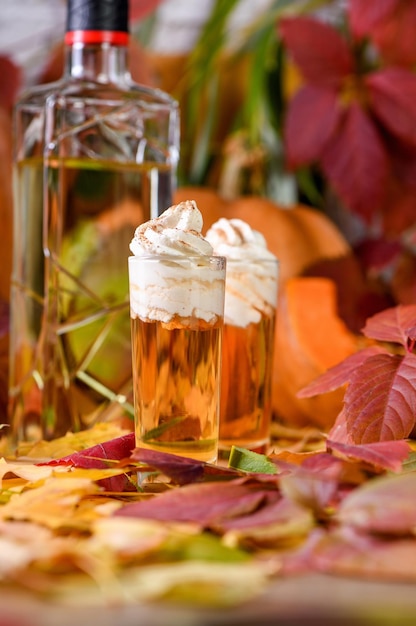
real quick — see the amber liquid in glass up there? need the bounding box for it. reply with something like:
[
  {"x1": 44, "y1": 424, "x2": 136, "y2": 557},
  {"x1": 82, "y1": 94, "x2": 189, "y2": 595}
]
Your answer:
[
  {"x1": 131, "y1": 316, "x2": 222, "y2": 463},
  {"x1": 219, "y1": 311, "x2": 276, "y2": 454}
]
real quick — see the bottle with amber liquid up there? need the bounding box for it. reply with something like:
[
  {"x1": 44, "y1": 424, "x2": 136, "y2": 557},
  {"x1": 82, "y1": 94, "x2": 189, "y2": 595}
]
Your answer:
[{"x1": 10, "y1": 0, "x2": 179, "y2": 443}]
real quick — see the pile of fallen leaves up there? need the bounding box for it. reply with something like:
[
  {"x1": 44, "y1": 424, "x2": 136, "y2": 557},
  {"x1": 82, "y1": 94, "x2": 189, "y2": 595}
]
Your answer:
[
  {"x1": 0, "y1": 305, "x2": 415, "y2": 609},
  {"x1": 0, "y1": 419, "x2": 416, "y2": 609}
]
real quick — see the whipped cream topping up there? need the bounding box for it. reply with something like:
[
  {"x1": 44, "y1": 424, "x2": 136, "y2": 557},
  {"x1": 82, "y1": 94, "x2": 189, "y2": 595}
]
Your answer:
[
  {"x1": 129, "y1": 201, "x2": 225, "y2": 324},
  {"x1": 206, "y1": 218, "x2": 278, "y2": 327},
  {"x1": 129, "y1": 200, "x2": 213, "y2": 257}
]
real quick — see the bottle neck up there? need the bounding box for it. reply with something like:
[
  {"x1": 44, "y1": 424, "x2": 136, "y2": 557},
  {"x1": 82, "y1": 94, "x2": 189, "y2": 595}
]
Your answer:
[{"x1": 64, "y1": 32, "x2": 131, "y2": 85}]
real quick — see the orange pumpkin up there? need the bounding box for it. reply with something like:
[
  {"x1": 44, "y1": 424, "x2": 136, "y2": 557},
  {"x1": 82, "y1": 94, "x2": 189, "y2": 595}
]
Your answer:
[
  {"x1": 173, "y1": 186, "x2": 358, "y2": 429},
  {"x1": 274, "y1": 276, "x2": 359, "y2": 428}
]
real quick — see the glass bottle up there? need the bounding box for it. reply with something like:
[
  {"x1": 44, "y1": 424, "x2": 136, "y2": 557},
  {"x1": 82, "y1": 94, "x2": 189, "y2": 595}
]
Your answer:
[{"x1": 9, "y1": 0, "x2": 179, "y2": 443}]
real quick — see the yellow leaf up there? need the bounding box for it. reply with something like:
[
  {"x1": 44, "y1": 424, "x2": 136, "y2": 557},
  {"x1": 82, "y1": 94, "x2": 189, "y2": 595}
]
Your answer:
[
  {"x1": 0, "y1": 457, "x2": 61, "y2": 487},
  {"x1": 0, "y1": 477, "x2": 101, "y2": 530},
  {"x1": 17, "y1": 423, "x2": 129, "y2": 460}
]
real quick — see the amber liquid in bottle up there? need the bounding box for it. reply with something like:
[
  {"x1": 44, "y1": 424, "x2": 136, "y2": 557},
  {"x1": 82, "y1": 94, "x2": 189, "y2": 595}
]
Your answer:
[{"x1": 9, "y1": 0, "x2": 179, "y2": 443}]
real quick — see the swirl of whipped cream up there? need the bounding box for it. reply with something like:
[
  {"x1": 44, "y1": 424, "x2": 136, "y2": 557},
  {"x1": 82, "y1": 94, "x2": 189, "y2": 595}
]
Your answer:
[
  {"x1": 206, "y1": 218, "x2": 278, "y2": 327},
  {"x1": 129, "y1": 201, "x2": 225, "y2": 324},
  {"x1": 130, "y1": 200, "x2": 213, "y2": 257}
]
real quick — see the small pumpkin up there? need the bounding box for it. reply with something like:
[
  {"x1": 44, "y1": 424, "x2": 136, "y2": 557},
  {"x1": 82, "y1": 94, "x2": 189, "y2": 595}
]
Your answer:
[
  {"x1": 173, "y1": 186, "x2": 356, "y2": 429},
  {"x1": 174, "y1": 187, "x2": 350, "y2": 286},
  {"x1": 274, "y1": 276, "x2": 359, "y2": 428}
]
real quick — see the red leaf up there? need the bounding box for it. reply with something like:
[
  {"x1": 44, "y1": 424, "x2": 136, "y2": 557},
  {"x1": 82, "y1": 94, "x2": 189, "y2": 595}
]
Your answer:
[
  {"x1": 320, "y1": 103, "x2": 389, "y2": 222},
  {"x1": 345, "y1": 353, "x2": 416, "y2": 443},
  {"x1": 371, "y1": 1, "x2": 416, "y2": 67},
  {"x1": 354, "y1": 238, "x2": 402, "y2": 273},
  {"x1": 52, "y1": 432, "x2": 136, "y2": 467},
  {"x1": 387, "y1": 138, "x2": 416, "y2": 190},
  {"x1": 284, "y1": 86, "x2": 341, "y2": 168},
  {"x1": 279, "y1": 17, "x2": 354, "y2": 87},
  {"x1": 338, "y1": 472, "x2": 416, "y2": 535},
  {"x1": 362, "y1": 304, "x2": 416, "y2": 345},
  {"x1": 308, "y1": 525, "x2": 416, "y2": 581},
  {"x1": 327, "y1": 409, "x2": 355, "y2": 445},
  {"x1": 130, "y1": 448, "x2": 240, "y2": 485},
  {"x1": 44, "y1": 432, "x2": 136, "y2": 492},
  {"x1": 327, "y1": 439, "x2": 410, "y2": 472},
  {"x1": 366, "y1": 68, "x2": 416, "y2": 148},
  {"x1": 348, "y1": 0, "x2": 398, "y2": 39},
  {"x1": 297, "y1": 346, "x2": 387, "y2": 398},
  {"x1": 279, "y1": 455, "x2": 342, "y2": 516},
  {"x1": 216, "y1": 496, "x2": 311, "y2": 534},
  {"x1": 116, "y1": 480, "x2": 280, "y2": 526}
]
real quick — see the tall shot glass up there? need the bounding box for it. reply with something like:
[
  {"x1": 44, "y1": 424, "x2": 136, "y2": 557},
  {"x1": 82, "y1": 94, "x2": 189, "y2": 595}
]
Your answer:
[
  {"x1": 128, "y1": 254, "x2": 226, "y2": 463},
  {"x1": 218, "y1": 257, "x2": 279, "y2": 459}
]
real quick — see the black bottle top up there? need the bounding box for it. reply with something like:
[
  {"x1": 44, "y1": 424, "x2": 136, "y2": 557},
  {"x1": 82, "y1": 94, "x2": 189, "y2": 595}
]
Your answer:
[{"x1": 66, "y1": 0, "x2": 129, "y2": 34}]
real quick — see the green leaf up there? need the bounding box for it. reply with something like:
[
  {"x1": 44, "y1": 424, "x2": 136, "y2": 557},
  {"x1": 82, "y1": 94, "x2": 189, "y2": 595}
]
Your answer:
[
  {"x1": 142, "y1": 416, "x2": 187, "y2": 442},
  {"x1": 165, "y1": 531, "x2": 250, "y2": 563},
  {"x1": 228, "y1": 446, "x2": 278, "y2": 474}
]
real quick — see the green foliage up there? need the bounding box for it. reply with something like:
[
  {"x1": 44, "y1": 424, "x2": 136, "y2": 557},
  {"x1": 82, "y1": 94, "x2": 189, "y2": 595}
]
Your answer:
[{"x1": 179, "y1": 0, "x2": 333, "y2": 193}]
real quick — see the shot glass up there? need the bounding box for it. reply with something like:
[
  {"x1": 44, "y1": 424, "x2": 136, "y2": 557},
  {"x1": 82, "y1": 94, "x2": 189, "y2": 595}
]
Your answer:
[
  {"x1": 218, "y1": 257, "x2": 279, "y2": 459},
  {"x1": 128, "y1": 254, "x2": 226, "y2": 463}
]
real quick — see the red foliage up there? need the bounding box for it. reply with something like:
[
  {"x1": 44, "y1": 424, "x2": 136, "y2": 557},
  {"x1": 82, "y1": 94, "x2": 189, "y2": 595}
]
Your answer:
[
  {"x1": 279, "y1": 8, "x2": 416, "y2": 236},
  {"x1": 349, "y1": 0, "x2": 416, "y2": 67},
  {"x1": 299, "y1": 304, "x2": 416, "y2": 444}
]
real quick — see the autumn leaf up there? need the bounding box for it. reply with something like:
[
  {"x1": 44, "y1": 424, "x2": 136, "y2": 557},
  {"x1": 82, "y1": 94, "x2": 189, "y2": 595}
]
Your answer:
[
  {"x1": 50, "y1": 432, "x2": 136, "y2": 468},
  {"x1": 21, "y1": 422, "x2": 131, "y2": 460},
  {"x1": 320, "y1": 103, "x2": 389, "y2": 221},
  {"x1": 131, "y1": 448, "x2": 242, "y2": 485},
  {"x1": 284, "y1": 85, "x2": 341, "y2": 168},
  {"x1": 366, "y1": 68, "x2": 416, "y2": 148},
  {"x1": 0, "y1": 477, "x2": 102, "y2": 531},
  {"x1": 362, "y1": 303, "x2": 416, "y2": 346},
  {"x1": 307, "y1": 525, "x2": 416, "y2": 582},
  {"x1": 279, "y1": 10, "x2": 416, "y2": 230},
  {"x1": 327, "y1": 439, "x2": 411, "y2": 473},
  {"x1": 297, "y1": 346, "x2": 387, "y2": 398},
  {"x1": 354, "y1": 238, "x2": 402, "y2": 274},
  {"x1": 345, "y1": 352, "x2": 416, "y2": 443},
  {"x1": 279, "y1": 17, "x2": 354, "y2": 87},
  {"x1": 337, "y1": 472, "x2": 416, "y2": 535},
  {"x1": 297, "y1": 303, "x2": 416, "y2": 446},
  {"x1": 116, "y1": 480, "x2": 280, "y2": 527},
  {"x1": 43, "y1": 431, "x2": 137, "y2": 492},
  {"x1": 218, "y1": 496, "x2": 314, "y2": 548},
  {"x1": 278, "y1": 453, "x2": 343, "y2": 518},
  {"x1": 348, "y1": 0, "x2": 398, "y2": 40},
  {"x1": 0, "y1": 458, "x2": 59, "y2": 486},
  {"x1": 350, "y1": 0, "x2": 416, "y2": 67}
]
